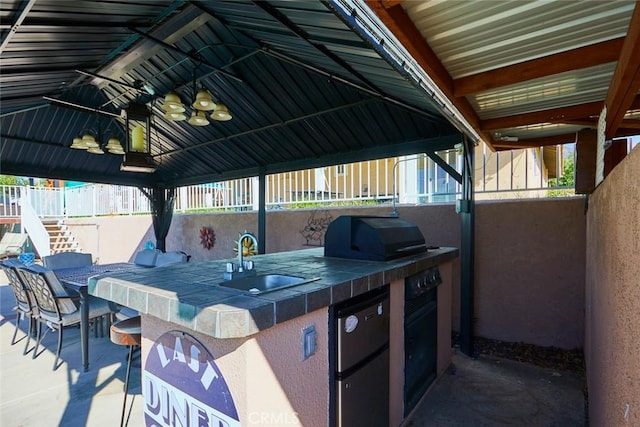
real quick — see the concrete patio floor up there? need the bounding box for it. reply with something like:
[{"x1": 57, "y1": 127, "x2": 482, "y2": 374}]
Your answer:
[{"x1": 1, "y1": 282, "x2": 586, "y2": 426}]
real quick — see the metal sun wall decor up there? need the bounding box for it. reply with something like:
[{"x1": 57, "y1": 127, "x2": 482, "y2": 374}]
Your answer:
[
  {"x1": 300, "y1": 211, "x2": 333, "y2": 246},
  {"x1": 199, "y1": 226, "x2": 216, "y2": 250}
]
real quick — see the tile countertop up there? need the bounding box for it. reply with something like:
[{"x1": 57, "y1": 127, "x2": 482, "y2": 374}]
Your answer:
[{"x1": 89, "y1": 247, "x2": 458, "y2": 339}]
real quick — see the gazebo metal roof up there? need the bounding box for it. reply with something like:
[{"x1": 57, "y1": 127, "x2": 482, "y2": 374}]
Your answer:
[{"x1": 1, "y1": 0, "x2": 466, "y2": 188}]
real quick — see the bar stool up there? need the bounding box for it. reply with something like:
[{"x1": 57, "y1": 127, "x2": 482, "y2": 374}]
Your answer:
[{"x1": 110, "y1": 316, "x2": 141, "y2": 427}]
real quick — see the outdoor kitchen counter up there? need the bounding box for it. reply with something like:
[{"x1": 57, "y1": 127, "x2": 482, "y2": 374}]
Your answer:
[
  {"x1": 90, "y1": 246, "x2": 458, "y2": 426},
  {"x1": 88, "y1": 246, "x2": 458, "y2": 339}
]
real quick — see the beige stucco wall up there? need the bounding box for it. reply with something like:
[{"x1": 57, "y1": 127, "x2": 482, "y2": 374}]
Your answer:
[
  {"x1": 473, "y1": 197, "x2": 586, "y2": 349},
  {"x1": 585, "y1": 146, "x2": 640, "y2": 426},
  {"x1": 67, "y1": 199, "x2": 585, "y2": 350}
]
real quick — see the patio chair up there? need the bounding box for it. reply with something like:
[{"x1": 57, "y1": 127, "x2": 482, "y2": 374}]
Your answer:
[
  {"x1": 154, "y1": 250, "x2": 189, "y2": 267},
  {"x1": 0, "y1": 258, "x2": 38, "y2": 356},
  {"x1": 42, "y1": 252, "x2": 93, "y2": 270},
  {"x1": 0, "y1": 232, "x2": 28, "y2": 259},
  {"x1": 16, "y1": 264, "x2": 117, "y2": 371}
]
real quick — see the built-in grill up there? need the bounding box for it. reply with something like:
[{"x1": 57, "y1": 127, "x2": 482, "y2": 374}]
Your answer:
[{"x1": 324, "y1": 215, "x2": 427, "y2": 261}]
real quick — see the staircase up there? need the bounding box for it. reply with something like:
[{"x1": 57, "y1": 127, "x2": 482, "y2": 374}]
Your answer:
[{"x1": 43, "y1": 219, "x2": 82, "y2": 254}]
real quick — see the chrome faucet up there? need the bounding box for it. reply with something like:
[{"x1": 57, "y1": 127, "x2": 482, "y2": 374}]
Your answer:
[{"x1": 237, "y1": 231, "x2": 258, "y2": 272}]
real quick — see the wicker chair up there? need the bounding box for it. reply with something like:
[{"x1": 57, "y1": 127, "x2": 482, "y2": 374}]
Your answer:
[
  {"x1": 0, "y1": 258, "x2": 38, "y2": 355},
  {"x1": 16, "y1": 264, "x2": 117, "y2": 371}
]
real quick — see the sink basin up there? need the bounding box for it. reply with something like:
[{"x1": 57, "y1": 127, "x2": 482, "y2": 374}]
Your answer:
[{"x1": 219, "y1": 274, "x2": 320, "y2": 295}]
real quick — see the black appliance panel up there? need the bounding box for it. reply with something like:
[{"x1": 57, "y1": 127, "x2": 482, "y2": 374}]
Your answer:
[
  {"x1": 331, "y1": 286, "x2": 390, "y2": 427},
  {"x1": 324, "y1": 215, "x2": 426, "y2": 261},
  {"x1": 404, "y1": 268, "x2": 440, "y2": 417}
]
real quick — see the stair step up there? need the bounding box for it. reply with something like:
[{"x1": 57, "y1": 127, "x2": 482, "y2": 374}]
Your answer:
[{"x1": 41, "y1": 218, "x2": 82, "y2": 254}]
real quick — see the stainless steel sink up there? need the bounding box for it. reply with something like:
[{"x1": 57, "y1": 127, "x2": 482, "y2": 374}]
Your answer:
[{"x1": 219, "y1": 274, "x2": 320, "y2": 295}]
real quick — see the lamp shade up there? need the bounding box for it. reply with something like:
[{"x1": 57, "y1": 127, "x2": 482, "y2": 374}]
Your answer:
[
  {"x1": 211, "y1": 103, "x2": 232, "y2": 121},
  {"x1": 70, "y1": 137, "x2": 88, "y2": 149},
  {"x1": 188, "y1": 110, "x2": 210, "y2": 126},
  {"x1": 161, "y1": 91, "x2": 185, "y2": 113},
  {"x1": 192, "y1": 89, "x2": 216, "y2": 111},
  {"x1": 163, "y1": 111, "x2": 187, "y2": 121},
  {"x1": 81, "y1": 134, "x2": 99, "y2": 148},
  {"x1": 106, "y1": 137, "x2": 125, "y2": 155},
  {"x1": 87, "y1": 146, "x2": 105, "y2": 155}
]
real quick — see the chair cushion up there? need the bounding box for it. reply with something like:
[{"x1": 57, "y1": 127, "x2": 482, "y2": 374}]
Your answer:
[
  {"x1": 154, "y1": 251, "x2": 188, "y2": 267},
  {"x1": 134, "y1": 249, "x2": 160, "y2": 267},
  {"x1": 48, "y1": 296, "x2": 114, "y2": 327}
]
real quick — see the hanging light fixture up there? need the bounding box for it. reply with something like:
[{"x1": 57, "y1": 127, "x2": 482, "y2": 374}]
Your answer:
[
  {"x1": 70, "y1": 136, "x2": 88, "y2": 149},
  {"x1": 106, "y1": 136, "x2": 125, "y2": 154},
  {"x1": 161, "y1": 91, "x2": 186, "y2": 121},
  {"x1": 71, "y1": 114, "x2": 124, "y2": 155},
  {"x1": 81, "y1": 133, "x2": 99, "y2": 148},
  {"x1": 188, "y1": 110, "x2": 210, "y2": 126},
  {"x1": 160, "y1": 65, "x2": 232, "y2": 125},
  {"x1": 163, "y1": 110, "x2": 187, "y2": 121},
  {"x1": 87, "y1": 145, "x2": 105, "y2": 155},
  {"x1": 192, "y1": 88, "x2": 216, "y2": 111},
  {"x1": 211, "y1": 102, "x2": 232, "y2": 121},
  {"x1": 122, "y1": 103, "x2": 157, "y2": 173}
]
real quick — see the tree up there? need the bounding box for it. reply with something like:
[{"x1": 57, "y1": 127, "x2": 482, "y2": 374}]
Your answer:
[
  {"x1": 0, "y1": 175, "x2": 27, "y2": 186},
  {"x1": 556, "y1": 156, "x2": 575, "y2": 187},
  {"x1": 548, "y1": 155, "x2": 575, "y2": 197}
]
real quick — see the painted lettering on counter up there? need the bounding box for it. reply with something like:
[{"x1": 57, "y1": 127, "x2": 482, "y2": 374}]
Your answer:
[
  {"x1": 144, "y1": 373, "x2": 233, "y2": 427},
  {"x1": 144, "y1": 330, "x2": 240, "y2": 427},
  {"x1": 155, "y1": 338, "x2": 219, "y2": 388}
]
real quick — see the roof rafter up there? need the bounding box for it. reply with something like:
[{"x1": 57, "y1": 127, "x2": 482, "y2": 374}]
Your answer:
[
  {"x1": 253, "y1": 1, "x2": 381, "y2": 94},
  {"x1": 481, "y1": 102, "x2": 603, "y2": 131},
  {"x1": 364, "y1": 1, "x2": 494, "y2": 146},
  {"x1": 0, "y1": 0, "x2": 37, "y2": 54},
  {"x1": 493, "y1": 133, "x2": 577, "y2": 150},
  {"x1": 454, "y1": 38, "x2": 625, "y2": 97},
  {"x1": 604, "y1": 2, "x2": 640, "y2": 139}
]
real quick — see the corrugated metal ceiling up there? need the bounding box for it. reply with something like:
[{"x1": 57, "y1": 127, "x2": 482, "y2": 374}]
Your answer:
[
  {"x1": 405, "y1": 0, "x2": 634, "y2": 78},
  {"x1": 393, "y1": 0, "x2": 640, "y2": 146}
]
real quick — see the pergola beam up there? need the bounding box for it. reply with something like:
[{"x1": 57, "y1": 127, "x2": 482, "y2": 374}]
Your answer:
[
  {"x1": 481, "y1": 102, "x2": 603, "y2": 131},
  {"x1": 364, "y1": 1, "x2": 493, "y2": 145},
  {"x1": 604, "y1": 3, "x2": 640, "y2": 139},
  {"x1": 455, "y1": 38, "x2": 625, "y2": 96},
  {"x1": 492, "y1": 133, "x2": 577, "y2": 150}
]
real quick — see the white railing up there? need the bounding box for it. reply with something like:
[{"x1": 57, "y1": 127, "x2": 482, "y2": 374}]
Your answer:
[
  {"x1": 0, "y1": 185, "x2": 22, "y2": 217},
  {"x1": 0, "y1": 143, "x2": 582, "y2": 219},
  {"x1": 65, "y1": 184, "x2": 152, "y2": 217},
  {"x1": 19, "y1": 196, "x2": 51, "y2": 257}
]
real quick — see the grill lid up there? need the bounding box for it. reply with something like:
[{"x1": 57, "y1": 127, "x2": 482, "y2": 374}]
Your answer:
[{"x1": 324, "y1": 215, "x2": 426, "y2": 261}]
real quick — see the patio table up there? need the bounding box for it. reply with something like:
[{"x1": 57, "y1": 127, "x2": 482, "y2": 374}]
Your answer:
[{"x1": 54, "y1": 263, "x2": 138, "y2": 372}]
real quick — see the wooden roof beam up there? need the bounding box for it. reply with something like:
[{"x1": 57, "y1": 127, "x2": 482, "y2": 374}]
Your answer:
[
  {"x1": 454, "y1": 38, "x2": 624, "y2": 96},
  {"x1": 604, "y1": 3, "x2": 640, "y2": 139},
  {"x1": 381, "y1": 0, "x2": 405, "y2": 8},
  {"x1": 493, "y1": 133, "x2": 577, "y2": 150},
  {"x1": 365, "y1": 1, "x2": 494, "y2": 146},
  {"x1": 481, "y1": 102, "x2": 603, "y2": 130}
]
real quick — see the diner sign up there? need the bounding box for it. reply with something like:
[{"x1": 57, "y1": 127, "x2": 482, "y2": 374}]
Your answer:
[{"x1": 144, "y1": 330, "x2": 240, "y2": 427}]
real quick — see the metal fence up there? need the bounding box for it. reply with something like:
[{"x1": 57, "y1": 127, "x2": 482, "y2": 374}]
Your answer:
[{"x1": 1, "y1": 144, "x2": 580, "y2": 219}]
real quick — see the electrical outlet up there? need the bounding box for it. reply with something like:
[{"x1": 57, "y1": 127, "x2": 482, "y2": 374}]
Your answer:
[{"x1": 302, "y1": 325, "x2": 317, "y2": 360}]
